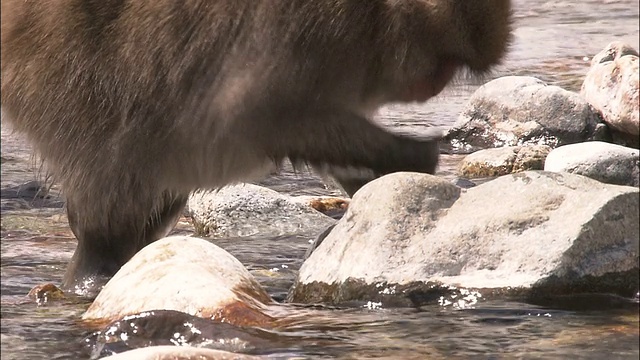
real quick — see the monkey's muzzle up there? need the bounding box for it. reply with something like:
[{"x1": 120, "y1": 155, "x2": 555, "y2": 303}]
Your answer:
[{"x1": 399, "y1": 60, "x2": 460, "y2": 103}]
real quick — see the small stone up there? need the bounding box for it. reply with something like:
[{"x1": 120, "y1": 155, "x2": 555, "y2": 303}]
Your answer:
[
  {"x1": 458, "y1": 145, "x2": 551, "y2": 178},
  {"x1": 544, "y1": 141, "x2": 639, "y2": 187},
  {"x1": 292, "y1": 196, "x2": 349, "y2": 219},
  {"x1": 27, "y1": 283, "x2": 66, "y2": 304}
]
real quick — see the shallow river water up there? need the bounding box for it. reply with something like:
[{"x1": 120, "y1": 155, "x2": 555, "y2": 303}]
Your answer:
[{"x1": 1, "y1": 1, "x2": 639, "y2": 359}]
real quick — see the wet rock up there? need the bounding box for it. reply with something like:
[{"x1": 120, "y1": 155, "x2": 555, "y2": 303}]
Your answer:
[
  {"x1": 581, "y1": 42, "x2": 639, "y2": 144},
  {"x1": 102, "y1": 346, "x2": 260, "y2": 360},
  {"x1": 544, "y1": 141, "x2": 639, "y2": 187},
  {"x1": 0, "y1": 180, "x2": 48, "y2": 199},
  {"x1": 83, "y1": 236, "x2": 275, "y2": 328},
  {"x1": 88, "y1": 310, "x2": 271, "y2": 359},
  {"x1": 291, "y1": 196, "x2": 349, "y2": 219},
  {"x1": 288, "y1": 171, "x2": 639, "y2": 305},
  {"x1": 458, "y1": 145, "x2": 551, "y2": 178},
  {"x1": 445, "y1": 76, "x2": 607, "y2": 152},
  {"x1": 0, "y1": 180, "x2": 64, "y2": 209},
  {"x1": 451, "y1": 177, "x2": 477, "y2": 189},
  {"x1": 187, "y1": 184, "x2": 336, "y2": 238},
  {"x1": 27, "y1": 283, "x2": 65, "y2": 304}
]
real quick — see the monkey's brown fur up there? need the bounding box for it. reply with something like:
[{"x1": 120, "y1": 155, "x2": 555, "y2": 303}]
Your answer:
[{"x1": 1, "y1": 0, "x2": 511, "y2": 296}]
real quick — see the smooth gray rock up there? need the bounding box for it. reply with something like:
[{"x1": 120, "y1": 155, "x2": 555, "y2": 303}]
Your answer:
[
  {"x1": 445, "y1": 76, "x2": 607, "y2": 151},
  {"x1": 83, "y1": 236, "x2": 275, "y2": 327},
  {"x1": 544, "y1": 141, "x2": 639, "y2": 187},
  {"x1": 581, "y1": 41, "x2": 639, "y2": 138},
  {"x1": 458, "y1": 145, "x2": 551, "y2": 178},
  {"x1": 289, "y1": 171, "x2": 639, "y2": 305},
  {"x1": 188, "y1": 184, "x2": 336, "y2": 238}
]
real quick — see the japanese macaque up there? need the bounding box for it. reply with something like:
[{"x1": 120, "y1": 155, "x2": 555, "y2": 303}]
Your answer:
[{"x1": 1, "y1": 0, "x2": 511, "y2": 296}]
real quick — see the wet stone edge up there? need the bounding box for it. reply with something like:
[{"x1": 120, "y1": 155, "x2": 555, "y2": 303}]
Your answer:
[{"x1": 287, "y1": 269, "x2": 640, "y2": 309}]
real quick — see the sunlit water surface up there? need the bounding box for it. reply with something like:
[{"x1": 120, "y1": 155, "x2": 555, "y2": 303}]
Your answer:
[{"x1": 2, "y1": 1, "x2": 639, "y2": 359}]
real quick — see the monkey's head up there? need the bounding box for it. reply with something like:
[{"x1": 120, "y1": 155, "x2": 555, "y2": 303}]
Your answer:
[
  {"x1": 438, "y1": 0, "x2": 513, "y2": 73},
  {"x1": 374, "y1": 0, "x2": 512, "y2": 104}
]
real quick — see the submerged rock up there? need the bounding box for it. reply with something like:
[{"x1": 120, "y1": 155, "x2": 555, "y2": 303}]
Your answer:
[
  {"x1": 581, "y1": 41, "x2": 639, "y2": 144},
  {"x1": 288, "y1": 171, "x2": 639, "y2": 305},
  {"x1": 445, "y1": 76, "x2": 607, "y2": 152},
  {"x1": 83, "y1": 236, "x2": 275, "y2": 328},
  {"x1": 544, "y1": 141, "x2": 639, "y2": 187},
  {"x1": 89, "y1": 310, "x2": 271, "y2": 359},
  {"x1": 102, "y1": 345, "x2": 260, "y2": 360},
  {"x1": 27, "y1": 283, "x2": 65, "y2": 305},
  {"x1": 0, "y1": 180, "x2": 64, "y2": 209},
  {"x1": 188, "y1": 184, "x2": 336, "y2": 238},
  {"x1": 458, "y1": 145, "x2": 551, "y2": 178}
]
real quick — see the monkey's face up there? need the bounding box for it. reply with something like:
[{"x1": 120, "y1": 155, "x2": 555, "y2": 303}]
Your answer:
[{"x1": 397, "y1": 60, "x2": 460, "y2": 103}]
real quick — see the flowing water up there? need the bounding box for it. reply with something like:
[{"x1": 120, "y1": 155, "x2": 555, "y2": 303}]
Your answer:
[{"x1": 1, "y1": 1, "x2": 639, "y2": 359}]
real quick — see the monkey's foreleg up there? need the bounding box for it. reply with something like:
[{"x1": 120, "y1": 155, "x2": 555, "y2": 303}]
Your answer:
[
  {"x1": 62, "y1": 191, "x2": 188, "y2": 297},
  {"x1": 320, "y1": 133, "x2": 440, "y2": 197},
  {"x1": 260, "y1": 109, "x2": 441, "y2": 196}
]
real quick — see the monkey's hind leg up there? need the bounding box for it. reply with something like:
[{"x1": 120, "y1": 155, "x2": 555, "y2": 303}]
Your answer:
[{"x1": 62, "y1": 191, "x2": 188, "y2": 297}]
